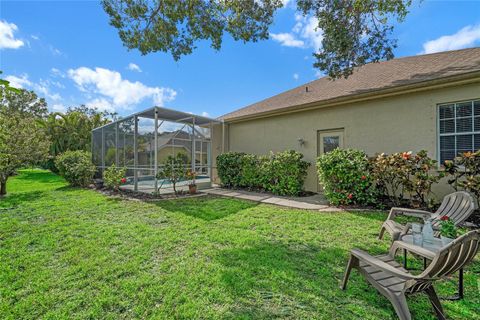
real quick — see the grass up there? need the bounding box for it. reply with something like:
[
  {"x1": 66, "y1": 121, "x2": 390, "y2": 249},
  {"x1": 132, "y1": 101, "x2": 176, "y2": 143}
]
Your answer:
[{"x1": 0, "y1": 169, "x2": 479, "y2": 319}]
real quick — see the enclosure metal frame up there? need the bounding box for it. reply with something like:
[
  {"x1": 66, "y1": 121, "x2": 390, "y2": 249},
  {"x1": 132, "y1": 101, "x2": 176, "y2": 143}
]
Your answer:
[{"x1": 91, "y1": 106, "x2": 222, "y2": 193}]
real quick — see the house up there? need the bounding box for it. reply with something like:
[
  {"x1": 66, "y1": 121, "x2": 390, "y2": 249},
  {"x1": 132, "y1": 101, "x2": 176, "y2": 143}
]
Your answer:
[{"x1": 212, "y1": 47, "x2": 480, "y2": 196}]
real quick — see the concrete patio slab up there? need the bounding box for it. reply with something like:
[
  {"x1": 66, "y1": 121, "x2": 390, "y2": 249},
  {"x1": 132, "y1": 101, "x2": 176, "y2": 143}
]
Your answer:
[{"x1": 201, "y1": 187, "x2": 341, "y2": 211}]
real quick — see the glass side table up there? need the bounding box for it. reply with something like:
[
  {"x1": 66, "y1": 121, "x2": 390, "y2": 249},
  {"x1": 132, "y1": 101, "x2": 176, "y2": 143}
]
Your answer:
[{"x1": 392, "y1": 234, "x2": 464, "y2": 300}]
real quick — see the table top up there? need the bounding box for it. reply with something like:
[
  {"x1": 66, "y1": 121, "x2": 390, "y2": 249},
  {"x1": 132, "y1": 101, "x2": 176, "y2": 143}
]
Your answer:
[{"x1": 393, "y1": 234, "x2": 443, "y2": 260}]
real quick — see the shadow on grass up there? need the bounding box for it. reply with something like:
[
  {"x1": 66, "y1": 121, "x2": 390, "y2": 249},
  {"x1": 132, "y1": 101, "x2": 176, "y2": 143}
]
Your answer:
[
  {"x1": 54, "y1": 185, "x2": 89, "y2": 193},
  {"x1": 15, "y1": 170, "x2": 64, "y2": 184},
  {"x1": 0, "y1": 190, "x2": 46, "y2": 208},
  {"x1": 214, "y1": 240, "x2": 370, "y2": 318},
  {"x1": 214, "y1": 240, "x2": 452, "y2": 319},
  {"x1": 154, "y1": 196, "x2": 257, "y2": 221}
]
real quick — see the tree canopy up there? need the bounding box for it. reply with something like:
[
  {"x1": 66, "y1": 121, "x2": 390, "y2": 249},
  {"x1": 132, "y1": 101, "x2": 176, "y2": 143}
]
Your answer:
[
  {"x1": 102, "y1": 0, "x2": 412, "y2": 78},
  {"x1": 0, "y1": 70, "x2": 20, "y2": 98},
  {"x1": 41, "y1": 106, "x2": 113, "y2": 171},
  {"x1": 0, "y1": 91, "x2": 50, "y2": 195},
  {"x1": 0, "y1": 87, "x2": 49, "y2": 119}
]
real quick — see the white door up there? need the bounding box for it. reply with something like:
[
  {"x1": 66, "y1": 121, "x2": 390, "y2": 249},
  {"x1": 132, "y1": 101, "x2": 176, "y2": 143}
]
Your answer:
[{"x1": 317, "y1": 130, "x2": 344, "y2": 192}]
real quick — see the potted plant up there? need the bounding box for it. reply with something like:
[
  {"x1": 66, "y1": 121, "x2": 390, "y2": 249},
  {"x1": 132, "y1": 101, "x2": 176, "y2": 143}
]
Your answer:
[
  {"x1": 439, "y1": 216, "x2": 457, "y2": 246},
  {"x1": 186, "y1": 169, "x2": 197, "y2": 194}
]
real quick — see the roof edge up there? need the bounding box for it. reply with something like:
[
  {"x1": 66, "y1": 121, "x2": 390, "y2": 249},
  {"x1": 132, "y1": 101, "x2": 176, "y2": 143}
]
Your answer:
[{"x1": 222, "y1": 71, "x2": 480, "y2": 123}]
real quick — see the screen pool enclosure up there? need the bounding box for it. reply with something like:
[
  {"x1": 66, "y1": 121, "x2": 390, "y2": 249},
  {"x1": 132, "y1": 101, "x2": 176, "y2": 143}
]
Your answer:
[{"x1": 91, "y1": 107, "x2": 222, "y2": 194}]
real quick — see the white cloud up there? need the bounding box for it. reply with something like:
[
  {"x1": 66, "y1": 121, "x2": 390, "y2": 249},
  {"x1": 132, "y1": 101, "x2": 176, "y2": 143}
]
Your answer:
[
  {"x1": 270, "y1": 15, "x2": 323, "y2": 51},
  {"x1": 201, "y1": 111, "x2": 210, "y2": 117},
  {"x1": 127, "y1": 63, "x2": 142, "y2": 72},
  {"x1": 67, "y1": 67, "x2": 176, "y2": 110},
  {"x1": 5, "y1": 74, "x2": 63, "y2": 102},
  {"x1": 5, "y1": 74, "x2": 31, "y2": 88},
  {"x1": 294, "y1": 15, "x2": 323, "y2": 51},
  {"x1": 293, "y1": 73, "x2": 299, "y2": 80},
  {"x1": 0, "y1": 20, "x2": 24, "y2": 49},
  {"x1": 270, "y1": 33, "x2": 304, "y2": 48},
  {"x1": 52, "y1": 104, "x2": 67, "y2": 113},
  {"x1": 49, "y1": 45, "x2": 63, "y2": 56},
  {"x1": 421, "y1": 24, "x2": 480, "y2": 54},
  {"x1": 31, "y1": 35, "x2": 39, "y2": 40},
  {"x1": 85, "y1": 98, "x2": 115, "y2": 112},
  {"x1": 50, "y1": 67, "x2": 66, "y2": 78},
  {"x1": 36, "y1": 80, "x2": 62, "y2": 101}
]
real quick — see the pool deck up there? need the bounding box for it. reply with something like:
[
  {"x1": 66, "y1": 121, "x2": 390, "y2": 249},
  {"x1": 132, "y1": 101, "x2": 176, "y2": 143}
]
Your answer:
[{"x1": 120, "y1": 177, "x2": 212, "y2": 194}]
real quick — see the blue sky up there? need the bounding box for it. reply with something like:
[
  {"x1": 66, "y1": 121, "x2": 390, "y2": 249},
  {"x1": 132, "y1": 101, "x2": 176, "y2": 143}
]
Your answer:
[{"x1": 1, "y1": 0, "x2": 480, "y2": 118}]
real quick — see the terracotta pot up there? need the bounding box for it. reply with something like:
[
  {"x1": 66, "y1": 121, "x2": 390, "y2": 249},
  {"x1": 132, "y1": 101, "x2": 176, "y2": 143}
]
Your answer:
[{"x1": 189, "y1": 184, "x2": 197, "y2": 194}]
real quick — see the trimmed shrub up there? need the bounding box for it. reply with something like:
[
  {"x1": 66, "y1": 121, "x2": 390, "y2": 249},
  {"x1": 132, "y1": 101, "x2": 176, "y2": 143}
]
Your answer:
[
  {"x1": 217, "y1": 150, "x2": 310, "y2": 196},
  {"x1": 261, "y1": 150, "x2": 310, "y2": 196},
  {"x1": 103, "y1": 164, "x2": 127, "y2": 190},
  {"x1": 216, "y1": 152, "x2": 245, "y2": 188},
  {"x1": 239, "y1": 153, "x2": 262, "y2": 189},
  {"x1": 55, "y1": 150, "x2": 96, "y2": 187},
  {"x1": 317, "y1": 149, "x2": 377, "y2": 206}
]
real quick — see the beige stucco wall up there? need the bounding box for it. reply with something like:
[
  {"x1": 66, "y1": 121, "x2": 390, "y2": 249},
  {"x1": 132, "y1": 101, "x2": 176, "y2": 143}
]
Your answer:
[
  {"x1": 212, "y1": 123, "x2": 228, "y2": 184},
  {"x1": 212, "y1": 82, "x2": 480, "y2": 198}
]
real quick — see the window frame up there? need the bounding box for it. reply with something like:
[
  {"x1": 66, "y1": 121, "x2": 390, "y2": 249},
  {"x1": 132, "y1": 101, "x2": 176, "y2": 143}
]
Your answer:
[{"x1": 437, "y1": 98, "x2": 480, "y2": 166}]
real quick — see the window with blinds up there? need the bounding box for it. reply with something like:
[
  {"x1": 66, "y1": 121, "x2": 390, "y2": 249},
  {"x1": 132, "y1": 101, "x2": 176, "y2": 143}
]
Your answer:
[{"x1": 438, "y1": 100, "x2": 480, "y2": 164}]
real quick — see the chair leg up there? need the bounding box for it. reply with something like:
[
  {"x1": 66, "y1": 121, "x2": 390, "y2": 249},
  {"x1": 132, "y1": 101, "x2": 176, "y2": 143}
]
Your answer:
[
  {"x1": 341, "y1": 255, "x2": 357, "y2": 290},
  {"x1": 378, "y1": 226, "x2": 386, "y2": 239},
  {"x1": 387, "y1": 292, "x2": 412, "y2": 320},
  {"x1": 425, "y1": 286, "x2": 446, "y2": 320}
]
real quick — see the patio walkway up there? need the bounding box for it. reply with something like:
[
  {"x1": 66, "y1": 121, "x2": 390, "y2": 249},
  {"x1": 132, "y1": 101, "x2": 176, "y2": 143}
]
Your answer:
[{"x1": 201, "y1": 187, "x2": 342, "y2": 211}]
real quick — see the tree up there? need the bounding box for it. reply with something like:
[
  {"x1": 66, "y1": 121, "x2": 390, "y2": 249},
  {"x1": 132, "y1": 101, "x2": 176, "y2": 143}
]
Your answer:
[
  {"x1": 102, "y1": 0, "x2": 412, "y2": 78},
  {"x1": 40, "y1": 106, "x2": 113, "y2": 171},
  {"x1": 157, "y1": 153, "x2": 189, "y2": 194},
  {"x1": 0, "y1": 70, "x2": 20, "y2": 98},
  {"x1": 0, "y1": 88, "x2": 48, "y2": 119},
  {"x1": 0, "y1": 109, "x2": 49, "y2": 195}
]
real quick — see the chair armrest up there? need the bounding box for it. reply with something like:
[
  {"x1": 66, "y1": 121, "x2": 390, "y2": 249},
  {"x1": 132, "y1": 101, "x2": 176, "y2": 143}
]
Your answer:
[
  {"x1": 389, "y1": 241, "x2": 437, "y2": 260},
  {"x1": 387, "y1": 207, "x2": 433, "y2": 220},
  {"x1": 350, "y1": 249, "x2": 416, "y2": 280},
  {"x1": 399, "y1": 222, "x2": 413, "y2": 237}
]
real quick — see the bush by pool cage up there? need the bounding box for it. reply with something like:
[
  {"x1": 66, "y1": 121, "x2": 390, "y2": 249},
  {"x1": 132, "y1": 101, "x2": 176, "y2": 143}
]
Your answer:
[{"x1": 91, "y1": 106, "x2": 222, "y2": 194}]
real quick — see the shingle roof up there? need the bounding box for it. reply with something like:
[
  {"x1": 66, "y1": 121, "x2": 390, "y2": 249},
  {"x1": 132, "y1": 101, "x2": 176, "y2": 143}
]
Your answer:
[{"x1": 221, "y1": 47, "x2": 480, "y2": 121}]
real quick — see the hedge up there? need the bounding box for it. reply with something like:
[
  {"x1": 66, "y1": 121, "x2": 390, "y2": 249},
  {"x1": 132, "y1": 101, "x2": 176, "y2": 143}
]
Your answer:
[
  {"x1": 216, "y1": 150, "x2": 310, "y2": 196},
  {"x1": 316, "y1": 148, "x2": 377, "y2": 206}
]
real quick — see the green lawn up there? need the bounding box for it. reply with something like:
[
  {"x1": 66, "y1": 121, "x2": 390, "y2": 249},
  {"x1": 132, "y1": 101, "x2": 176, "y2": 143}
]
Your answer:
[{"x1": 1, "y1": 170, "x2": 479, "y2": 319}]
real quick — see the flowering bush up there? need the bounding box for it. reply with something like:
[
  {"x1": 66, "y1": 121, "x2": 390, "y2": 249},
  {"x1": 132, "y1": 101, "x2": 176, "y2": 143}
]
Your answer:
[
  {"x1": 261, "y1": 150, "x2": 310, "y2": 196},
  {"x1": 444, "y1": 151, "x2": 480, "y2": 211},
  {"x1": 55, "y1": 150, "x2": 96, "y2": 187},
  {"x1": 439, "y1": 216, "x2": 457, "y2": 238},
  {"x1": 103, "y1": 164, "x2": 127, "y2": 190},
  {"x1": 371, "y1": 150, "x2": 443, "y2": 208},
  {"x1": 316, "y1": 149, "x2": 377, "y2": 205}
]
